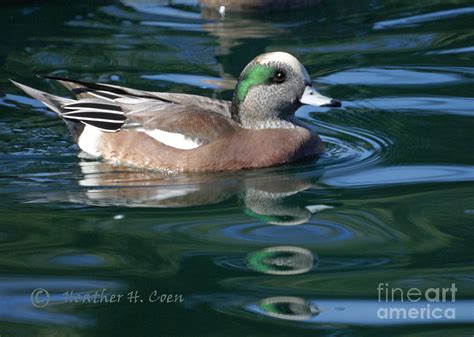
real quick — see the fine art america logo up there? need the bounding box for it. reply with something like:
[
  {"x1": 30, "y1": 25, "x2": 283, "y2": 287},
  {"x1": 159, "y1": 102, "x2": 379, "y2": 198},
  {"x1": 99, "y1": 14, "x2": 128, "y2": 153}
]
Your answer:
[{"x1": 376, "y1": 282, "x2": 457, "y2": 320}]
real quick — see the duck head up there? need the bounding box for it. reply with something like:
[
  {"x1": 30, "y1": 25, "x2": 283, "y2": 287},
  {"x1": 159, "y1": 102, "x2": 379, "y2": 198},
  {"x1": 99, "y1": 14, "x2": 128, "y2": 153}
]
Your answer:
[{"x1": 231, "y1": 52, "x2": 341, "y2": 129}]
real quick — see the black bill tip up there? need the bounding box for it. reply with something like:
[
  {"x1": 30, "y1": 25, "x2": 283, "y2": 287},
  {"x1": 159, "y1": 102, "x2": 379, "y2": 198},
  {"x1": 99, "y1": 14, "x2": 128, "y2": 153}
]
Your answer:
[{"x1": 321, "y1": 99, "x2": 342, "y2": 108}]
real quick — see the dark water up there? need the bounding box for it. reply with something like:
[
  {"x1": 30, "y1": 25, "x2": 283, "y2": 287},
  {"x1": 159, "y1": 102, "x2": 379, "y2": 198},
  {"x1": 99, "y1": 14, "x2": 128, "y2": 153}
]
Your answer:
[{"x1": 1, "y1": 0, "x2": 474, "y2": 336}]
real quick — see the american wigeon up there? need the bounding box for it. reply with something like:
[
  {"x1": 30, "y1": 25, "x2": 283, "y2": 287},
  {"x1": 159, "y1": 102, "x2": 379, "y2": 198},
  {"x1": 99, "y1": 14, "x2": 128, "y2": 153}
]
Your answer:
[{"x1": 12, "y1": 52, "x2": 341, "y2": 172}]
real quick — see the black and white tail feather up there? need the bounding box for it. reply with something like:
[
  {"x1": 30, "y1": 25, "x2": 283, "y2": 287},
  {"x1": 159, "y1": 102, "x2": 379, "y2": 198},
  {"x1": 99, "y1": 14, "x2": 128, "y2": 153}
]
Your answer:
[
  {"x1": 10, "y1": 78, "x2": 127, "y2": 133},
  {"x1": 61, "y1": 99, "x2": 125, "y2": 132}
]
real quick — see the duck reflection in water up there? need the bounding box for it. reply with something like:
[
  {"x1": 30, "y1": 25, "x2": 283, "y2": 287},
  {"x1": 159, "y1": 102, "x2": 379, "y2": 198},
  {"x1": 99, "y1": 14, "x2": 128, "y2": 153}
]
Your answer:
[
  {"x1": 246, "y1": 246, "x2": 317, "y2": 275},
  {"x1": 257, "y1": 296, "x2": 320, "y2": 321},
  {"x1": 35, "y1": 160, "x2": 333, "y2": 225},
  {"x1": 246, "y1": 247, "x2": 320, "y2": 321}
]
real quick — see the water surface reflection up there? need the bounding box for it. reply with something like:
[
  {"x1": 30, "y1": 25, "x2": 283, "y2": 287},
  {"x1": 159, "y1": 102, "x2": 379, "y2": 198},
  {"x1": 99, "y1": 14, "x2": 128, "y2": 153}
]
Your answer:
[{"x1": 1, "y1": 0, "x2": 474, "y2": 336}]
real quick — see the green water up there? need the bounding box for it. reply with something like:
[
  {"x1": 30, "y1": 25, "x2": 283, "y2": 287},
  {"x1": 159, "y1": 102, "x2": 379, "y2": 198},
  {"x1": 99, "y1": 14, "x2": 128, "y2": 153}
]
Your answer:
[{"x1": 1, "y1": 0, "x2": 474, "y2": 336}]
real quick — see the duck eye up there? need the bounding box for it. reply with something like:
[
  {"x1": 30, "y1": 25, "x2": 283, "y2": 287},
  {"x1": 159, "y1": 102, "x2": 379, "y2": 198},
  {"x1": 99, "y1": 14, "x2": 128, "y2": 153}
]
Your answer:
[{"x1": 272, "y1": 71, "x2": 285, "y2": 84}]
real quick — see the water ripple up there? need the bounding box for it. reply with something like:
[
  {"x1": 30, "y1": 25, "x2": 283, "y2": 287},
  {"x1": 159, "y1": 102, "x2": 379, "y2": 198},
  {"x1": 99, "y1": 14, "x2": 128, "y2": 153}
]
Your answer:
[
  {"x1": 173, "y1": 220, "x2": 353, "y2": 245},
  {"x1": 373, "y1": 7, "x2": 474, "y2": 30},
  {"x1": 346, "y1": 96, "x2": 474, "y2": 116},
  {"x1": 322, "y1": 165, "x2": 474, "y2": 188},
  {"x1": 318, "y1": 67, "x2": 468, "y2": 86}
]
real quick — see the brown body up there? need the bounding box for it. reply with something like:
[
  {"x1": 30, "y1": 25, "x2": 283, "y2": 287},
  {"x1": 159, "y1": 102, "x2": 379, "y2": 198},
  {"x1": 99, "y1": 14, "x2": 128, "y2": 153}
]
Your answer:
[{"x1": 98, "y1": 126, "x2": 323, "y2": 172}]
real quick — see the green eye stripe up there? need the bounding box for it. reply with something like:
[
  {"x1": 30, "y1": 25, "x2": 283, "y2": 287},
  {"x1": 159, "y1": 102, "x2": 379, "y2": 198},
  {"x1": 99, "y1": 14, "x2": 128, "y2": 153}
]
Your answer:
[{"x1": 236, "y1": 64, "x2": 274, "y2": 103}]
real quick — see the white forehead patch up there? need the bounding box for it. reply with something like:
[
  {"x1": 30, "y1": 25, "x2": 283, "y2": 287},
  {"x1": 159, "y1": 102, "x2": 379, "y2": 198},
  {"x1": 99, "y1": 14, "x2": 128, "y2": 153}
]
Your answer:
[{"x1": 255, "y1": 52, "x2": 311, "y2": 82}]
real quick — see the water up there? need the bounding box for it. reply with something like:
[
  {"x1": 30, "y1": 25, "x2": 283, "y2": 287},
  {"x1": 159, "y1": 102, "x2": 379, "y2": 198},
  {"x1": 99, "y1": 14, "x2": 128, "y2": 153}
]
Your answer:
[{"x1": 1, "y1": 0, "x2": 473, "y2": 336}]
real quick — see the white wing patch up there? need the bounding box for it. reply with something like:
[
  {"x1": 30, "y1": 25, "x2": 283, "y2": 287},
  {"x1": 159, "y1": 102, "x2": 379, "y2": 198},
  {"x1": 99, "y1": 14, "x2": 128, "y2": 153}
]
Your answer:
[{"x1": 142, "y1": 128, "x2": 203, "y2": 150}]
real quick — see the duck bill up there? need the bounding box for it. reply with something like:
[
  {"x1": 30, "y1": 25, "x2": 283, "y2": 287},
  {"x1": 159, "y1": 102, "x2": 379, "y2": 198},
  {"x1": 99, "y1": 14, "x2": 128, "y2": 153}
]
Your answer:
[{"x1": 299, "y1": 86, "x2": 341, "y2": 108}]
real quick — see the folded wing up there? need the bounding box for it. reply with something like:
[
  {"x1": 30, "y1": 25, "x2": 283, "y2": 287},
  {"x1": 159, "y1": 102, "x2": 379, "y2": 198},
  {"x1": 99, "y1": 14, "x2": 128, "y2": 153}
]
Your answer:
[{"x1": 16, "y1": 76, "x2": 238, "y2": 148}]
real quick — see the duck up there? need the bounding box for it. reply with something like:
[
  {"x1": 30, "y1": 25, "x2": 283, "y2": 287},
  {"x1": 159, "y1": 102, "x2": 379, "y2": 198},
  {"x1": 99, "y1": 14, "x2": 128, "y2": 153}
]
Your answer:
[{"x1": 11, "y1": 51, "x2": 341, "y2": 172}]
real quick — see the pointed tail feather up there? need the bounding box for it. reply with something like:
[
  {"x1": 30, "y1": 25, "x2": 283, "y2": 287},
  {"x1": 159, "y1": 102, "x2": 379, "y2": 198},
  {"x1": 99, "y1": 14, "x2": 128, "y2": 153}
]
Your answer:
[
  {"x1": 37, "y1": 74, "x2": 174, "y2": 103},
  {"x1": 10, "y1": 79, "x2": 74, "y2": 114},
  {"x1": 11, "y1": 79, "x2": 126, "y2": 134}
]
